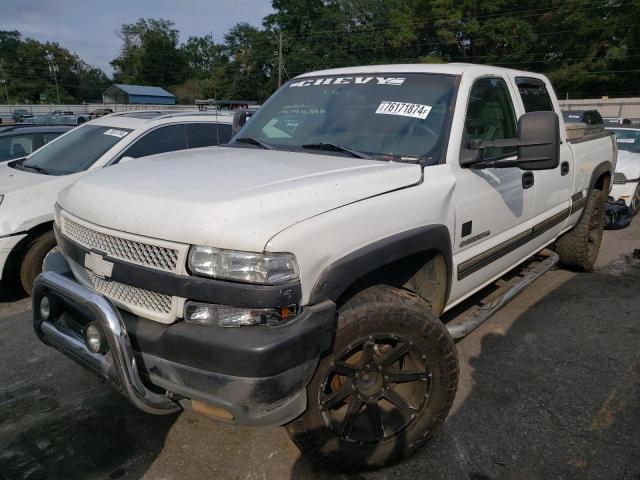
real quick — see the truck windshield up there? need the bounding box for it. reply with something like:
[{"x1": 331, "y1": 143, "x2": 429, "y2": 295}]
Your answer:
[
  {"x1": 610, "y1": 129, "x2": 640, "y2": 153},
  {"x1": 234, "y1": 73, "x2": 457, "y2": 162},
  {"x1": 21, "y1": 125, "x2": 132, "y2": 175}
]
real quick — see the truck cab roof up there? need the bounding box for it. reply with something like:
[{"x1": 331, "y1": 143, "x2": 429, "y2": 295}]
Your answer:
[{"x1": 295, "y1": 63, "x2": 550, "y2": 81}]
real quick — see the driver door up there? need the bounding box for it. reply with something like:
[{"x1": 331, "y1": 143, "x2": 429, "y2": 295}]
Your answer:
[{"x1": 449, "y1": 76, "x2": 535, "y2": 304}]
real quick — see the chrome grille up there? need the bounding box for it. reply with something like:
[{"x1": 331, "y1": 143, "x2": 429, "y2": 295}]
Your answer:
[
  {"x1": 62, "y1": 216, "x2": 179, "y2": 272},
  {"x1": 69, "y1": 260, "x2": 173, "y2": 317}
]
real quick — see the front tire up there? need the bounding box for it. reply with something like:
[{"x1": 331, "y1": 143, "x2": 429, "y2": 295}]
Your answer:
[
  {"x1": 286, "y1": 285, "x2": 458, "y2": 469},
  {"x1": 19, "y1": 230, "x2": 56, "y2": 295}
]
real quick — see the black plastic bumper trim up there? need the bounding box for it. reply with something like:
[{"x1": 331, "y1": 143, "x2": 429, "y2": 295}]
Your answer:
[
  {"x1": 54, "y1": 224, "x2": 302, "y2": 309},
  {"x1": 122, "y1": 300, "x2": 336, "y2": 377}
]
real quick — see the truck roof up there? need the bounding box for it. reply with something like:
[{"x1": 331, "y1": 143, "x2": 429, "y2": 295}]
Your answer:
[{"x1": 296, "y1": 63, "x2": 548, "y2": 80}]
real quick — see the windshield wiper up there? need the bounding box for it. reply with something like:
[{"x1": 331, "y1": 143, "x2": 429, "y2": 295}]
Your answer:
[
  {"x1": 234, "y1": 137, "x2": 275, "y2": 150},
  {"x1": 301, "y1": 143, "x2": 373, "y2": 159},
  {"x1": 21, "y1": 163, "x2": 52, "y2": 175}
]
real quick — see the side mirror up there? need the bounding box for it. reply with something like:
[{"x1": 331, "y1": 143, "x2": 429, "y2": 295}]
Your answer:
[
  {"x1": 232, "y1": 108, "x2": 249, "y2": 135},
  {"x1": 516, "y1": 111, "x2": 560, "y2": 170},
  {"x1": 461, "y1": 111, "x2": 560, "y2": 170}
]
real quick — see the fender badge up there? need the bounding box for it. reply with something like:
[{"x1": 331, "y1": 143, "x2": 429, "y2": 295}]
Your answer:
[
  {"x1": 459, "y1": 230, "x2": 491, "y2": 248},
  {"x1": 85, "y1": 252, "x2": 114, "y2": 279}
]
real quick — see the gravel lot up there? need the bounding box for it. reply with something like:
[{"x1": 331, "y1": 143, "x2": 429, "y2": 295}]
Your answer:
[{"x1": 1, "y1": 221, "x2": 639, "y2": 480}]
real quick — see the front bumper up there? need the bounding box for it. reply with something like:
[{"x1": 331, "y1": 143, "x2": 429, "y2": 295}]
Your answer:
[{"x1": 32, "y1": 254, "x2": 336, "y2": 426}]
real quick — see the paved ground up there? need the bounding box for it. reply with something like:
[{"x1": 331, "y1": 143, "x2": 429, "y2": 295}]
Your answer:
[{"x1": 1, "y1": 222, "x2": 639, "y2": 480}]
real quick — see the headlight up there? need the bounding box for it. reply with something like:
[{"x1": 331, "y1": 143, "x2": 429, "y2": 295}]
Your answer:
[
  {"x1": 53, "y1": 202, "x2": 62, "y2": 225},
  {"x1": 184, "y1": 302, "x2": 296, "y2": 327},
  {"x1": 188, "y1": 246, "x2": 299, "y2": 284}
]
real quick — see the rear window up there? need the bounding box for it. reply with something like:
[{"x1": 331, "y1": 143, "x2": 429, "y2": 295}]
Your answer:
[{"x1": 515, "y1": 77, "x2": 554, "y2": 113}]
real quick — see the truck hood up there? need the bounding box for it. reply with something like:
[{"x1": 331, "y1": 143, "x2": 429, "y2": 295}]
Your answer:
[
  {"x1": 615, "y1": 150, "x2": 640, "y2": 179},
  {"x1": 59, "y1": 147, "x2": 422, "y2": 251}
]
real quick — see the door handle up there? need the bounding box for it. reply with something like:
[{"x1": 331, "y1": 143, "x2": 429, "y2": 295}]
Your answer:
[
  {"x1": 561, "y1": 161, "x2": 570, "y2": 176},
  {"x1": 522, "y1": 171, "x2": 534, "y2": 189}
]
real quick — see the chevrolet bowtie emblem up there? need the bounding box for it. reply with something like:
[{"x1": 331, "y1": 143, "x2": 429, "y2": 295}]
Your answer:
[{"x1": 84, "y1": 252, "x2": 114, "y2": 279}]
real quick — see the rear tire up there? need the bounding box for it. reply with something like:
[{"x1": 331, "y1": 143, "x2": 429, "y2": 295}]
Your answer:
[
  {"x1": 19, "y1": 230, "x2": 56, "y2": 295},
  {"x1": 285, "y1": 285, "x2": 458, "y2": 469},
  {"x1": 555, "y1": 187, "x2": 605, "y2": 271}
]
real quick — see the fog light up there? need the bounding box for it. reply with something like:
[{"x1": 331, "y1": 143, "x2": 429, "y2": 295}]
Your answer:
[
  {"x1": 39, "y1": 296, "x2": 51, "y2": 320},
  {"x1": 84, "y1": 322, "x2": 107, "y2": 354}
]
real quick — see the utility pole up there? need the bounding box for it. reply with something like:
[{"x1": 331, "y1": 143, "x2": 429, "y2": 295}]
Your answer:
[
  {"x1": 278, "y1": 31, "x2": 283, "y2": 88},
  {"x1": 45, "y1": 51, "x2": 61, "y2": 105},
  {"x1": 0, "y1": 60, "x2": 9, "y2": 104}
]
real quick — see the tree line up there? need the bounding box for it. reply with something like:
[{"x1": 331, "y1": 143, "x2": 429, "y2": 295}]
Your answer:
[{"x1": 1, "y1": 0, "x2": 639, "y2": 104}]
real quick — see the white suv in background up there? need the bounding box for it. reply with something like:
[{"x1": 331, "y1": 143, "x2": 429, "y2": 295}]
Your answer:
[{"x1": 0, "y1": 110, "x2": 234, "y2": 294}]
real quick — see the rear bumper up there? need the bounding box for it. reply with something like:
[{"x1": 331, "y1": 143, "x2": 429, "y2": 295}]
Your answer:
[{"x1": 32, "y1": 254, "x2": 336, "y2": 426}]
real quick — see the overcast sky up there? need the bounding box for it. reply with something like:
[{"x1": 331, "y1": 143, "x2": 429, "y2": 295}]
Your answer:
[{"x1": 0, "y1": 0, "x2": 274, "y2": 76}]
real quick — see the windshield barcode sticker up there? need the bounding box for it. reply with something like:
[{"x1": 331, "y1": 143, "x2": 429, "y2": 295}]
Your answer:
[
  {"x1": 375, "y1": 101, "x2": 431, "y2": 120},
  {"x1": 103, "y1": 129, "x2": 128, "y2": 138}
]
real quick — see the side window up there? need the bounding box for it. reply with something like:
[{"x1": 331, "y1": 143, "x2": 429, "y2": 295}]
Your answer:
[
  {"x1": 122, "y1": 124, "x2": 187, "y2": 159},
  {"x1": 186, "y1": 123, "x2": 230, "y2": 149},
  {"x1": 0, "y1": 134, "x2": 34, "y2": 161},
  {"x1": 42, "y1": 132, "x2": 62, "y2": 144},
  {"x1": 217, "y1": 124, "x2": 233, "y2": 144},
  {"x1": 464, "y1": 77, "x2": 518, "y2": 160},
  {"x1": 515, "y1": 77, "x2": 554, "y2": 113}
]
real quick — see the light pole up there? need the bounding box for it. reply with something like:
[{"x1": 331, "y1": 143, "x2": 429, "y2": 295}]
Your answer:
[{"x1": 45, "y1": 52, "x2": 61, "y2": 105}]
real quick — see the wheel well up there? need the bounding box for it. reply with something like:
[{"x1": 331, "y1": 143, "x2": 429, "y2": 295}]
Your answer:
[
  {"x1": 1, "y1": 222, "x2": 53, "y2": 283},
  {"x1": 336, "y1": 250, "x2": 449, "y2": 316},
  {"x1": 594, "y1": 171, "x2": 611, "y2": 193}
]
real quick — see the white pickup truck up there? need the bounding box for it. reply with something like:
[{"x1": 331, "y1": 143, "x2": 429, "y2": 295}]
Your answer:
[{"x1": 33, "y1": 64, "x2": 616, "y2": 468}]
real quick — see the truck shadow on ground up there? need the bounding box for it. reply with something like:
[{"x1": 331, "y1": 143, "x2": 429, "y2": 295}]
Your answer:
[
  {"x1": 2, "y1": 258, "x2": 639, "y2": 480},
  {"x1": 289, "y1": 257, "x2": 640, "y2": 479},
  {"x1": 0, "y1": 382, "x2": 180, "y2": 480}
]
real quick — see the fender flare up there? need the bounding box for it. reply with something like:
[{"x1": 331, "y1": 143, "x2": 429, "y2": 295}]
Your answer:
[
  {"x1": 588, "y1": 160, "x2": 613, "y2": 193},
  {"x1": 308, "y1": 225, "x2": 452, "y2": 305}
]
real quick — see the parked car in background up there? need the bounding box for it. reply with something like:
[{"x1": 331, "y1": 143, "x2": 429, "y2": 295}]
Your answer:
[
  {"x1": 607, "y1": 126, "x2": 640, "y2": 214},
  {"x1": 12, "y1": 108, "x2": 33, "y2": 122},
  {"x1": 562, "y1": 109, "x2": 604, "y2": 126},
  {"x1": 89, "y1": 107, "x2": 114, "y2": 117},
  {"x1": 23, "y1": 113, "x2": 88, "y2": 126},
  {"x1": 0, "y1": 125, "x2": 73, "y2": 162},
  {"x1": 0, "y1": 110, "x2": 234, "y2": 294},
  {"x1": 604, "y1": 117, "x2": 632, "y2": 126},
  {"x1": 0, "y1": 113, "x2": 14, "y2": 124}
]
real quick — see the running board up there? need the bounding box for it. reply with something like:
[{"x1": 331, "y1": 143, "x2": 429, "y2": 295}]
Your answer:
[{"x1": 446, "y1": 250, "x2": 559, "y2": 340}]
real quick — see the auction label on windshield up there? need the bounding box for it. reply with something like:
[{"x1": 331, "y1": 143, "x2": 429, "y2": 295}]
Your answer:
[
  {"x1": 375, "y1": 101, "x2": 432, "y2": 120},
  {"x1": 103, "y1": 129, "x2": 128, "y2": 138}
]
